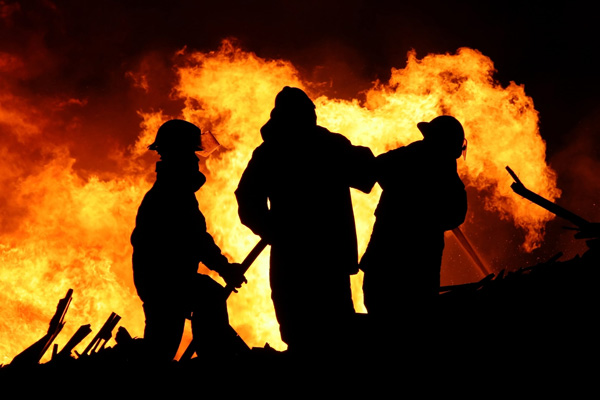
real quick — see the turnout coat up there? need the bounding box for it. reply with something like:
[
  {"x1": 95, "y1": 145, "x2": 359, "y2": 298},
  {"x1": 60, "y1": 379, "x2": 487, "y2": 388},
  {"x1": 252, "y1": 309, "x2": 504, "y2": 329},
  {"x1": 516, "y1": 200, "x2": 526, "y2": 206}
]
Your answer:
[{"x1": 235, "y1": 123, "x2": 375, "y2": 346}]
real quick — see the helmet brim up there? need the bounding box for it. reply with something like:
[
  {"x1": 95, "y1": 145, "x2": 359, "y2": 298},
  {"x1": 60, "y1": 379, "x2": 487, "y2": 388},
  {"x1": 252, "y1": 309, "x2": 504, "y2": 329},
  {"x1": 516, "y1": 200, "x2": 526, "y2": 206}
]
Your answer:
[{"x1": 417, "y1": 121, "x2": 430, "y2": 137}]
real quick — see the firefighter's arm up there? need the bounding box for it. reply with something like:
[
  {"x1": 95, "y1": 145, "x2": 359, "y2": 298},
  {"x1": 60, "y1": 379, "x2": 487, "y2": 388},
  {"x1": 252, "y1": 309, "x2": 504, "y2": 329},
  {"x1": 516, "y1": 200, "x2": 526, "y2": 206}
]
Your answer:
[
  {"x1": 347, "y1": 144, "x2": 377, "y2": 194},
  {"x1": 199, "y1": 232, "x2": 248, "y2": 291},
  {"x1": 235, "y1": 149, "x2": 273, "y2": 243},
  {"x1": 215, "y1": 263, "x2": 247, "y2": 293}
]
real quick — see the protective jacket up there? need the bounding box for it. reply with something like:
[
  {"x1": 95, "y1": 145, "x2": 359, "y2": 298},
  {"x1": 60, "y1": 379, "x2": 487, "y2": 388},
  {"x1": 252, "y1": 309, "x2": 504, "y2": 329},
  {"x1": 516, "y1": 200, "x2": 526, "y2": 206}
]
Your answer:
[
  {"x1": 131, "y1": 158, "x2": 228, "y2": 304},
  {"x1": 361, "y1": 139, "x2": 467, "y2": 313},
  {"x1": 235, "y1": 122, "x2": 375, "y2": 347},
  {"x1": 236, "y1": 124, "x2": 375, "y2": 272}
]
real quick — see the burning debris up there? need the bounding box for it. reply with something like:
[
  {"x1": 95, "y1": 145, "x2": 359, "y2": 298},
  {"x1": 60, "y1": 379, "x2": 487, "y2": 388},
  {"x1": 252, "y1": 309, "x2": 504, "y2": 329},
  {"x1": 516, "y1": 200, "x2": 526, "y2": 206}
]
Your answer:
[
  {"x1": 436, "y1": 167, "x2": 599, "y2": 359},
  {"x1": 8, "y1": 289, "x2": 74, "y2": 367},
  {"x1": 0, "y1": 286, "x2": 286, "y2": 393},
  {"x1": 1, "y1": 41, "x2": 596, "y2": 392},
  {"x1": 1, "y1": 250, "x2": 595, "y2": 390},
  {"x1": 4, "y1": 289, "x2": 124, "y2": 369},
  {"x1": 1, "y1": 241, "x2": 272, "y2": 373},
  {"x1": 0, "y1": 42, "x2": 563, "y2": 360},
  {"x1": 3, "y1": 168, "x2": 597, "y2": 375}
]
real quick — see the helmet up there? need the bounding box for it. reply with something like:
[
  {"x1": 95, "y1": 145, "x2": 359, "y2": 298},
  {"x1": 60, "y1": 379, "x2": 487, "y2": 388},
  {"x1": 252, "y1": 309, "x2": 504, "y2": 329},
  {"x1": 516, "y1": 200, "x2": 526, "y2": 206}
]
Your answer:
[
  {"x1": 148, "y1": 119, "x2": 202, "y2": 152},
  {"x1": 417, "y1": 115, "x2": 464, "y2": 144},
  {"x1": 417, "y1": 115, "x2": 467, "y2": 159}
]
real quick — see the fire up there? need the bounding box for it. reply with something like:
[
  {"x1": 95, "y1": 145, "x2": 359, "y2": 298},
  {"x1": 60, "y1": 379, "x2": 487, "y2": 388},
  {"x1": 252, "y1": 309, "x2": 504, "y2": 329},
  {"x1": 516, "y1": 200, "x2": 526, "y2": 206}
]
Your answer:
[{"x1": 0, "y1": 40, "x2": 558, "y2": 363}]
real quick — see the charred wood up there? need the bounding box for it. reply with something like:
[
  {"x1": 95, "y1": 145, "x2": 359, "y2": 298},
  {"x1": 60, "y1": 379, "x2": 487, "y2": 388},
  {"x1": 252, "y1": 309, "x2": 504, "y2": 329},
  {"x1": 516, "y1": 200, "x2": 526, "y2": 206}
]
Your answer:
[{"x1": 9, "y1": 289, "x2": 73, "y2": 367}]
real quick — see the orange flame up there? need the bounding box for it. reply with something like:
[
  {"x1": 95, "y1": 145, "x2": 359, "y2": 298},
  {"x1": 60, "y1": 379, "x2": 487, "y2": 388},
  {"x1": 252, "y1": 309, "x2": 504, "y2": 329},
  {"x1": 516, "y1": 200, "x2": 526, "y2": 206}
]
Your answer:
[{"x1": 0, "y1": 40, "x2": 558, "y2": 363}]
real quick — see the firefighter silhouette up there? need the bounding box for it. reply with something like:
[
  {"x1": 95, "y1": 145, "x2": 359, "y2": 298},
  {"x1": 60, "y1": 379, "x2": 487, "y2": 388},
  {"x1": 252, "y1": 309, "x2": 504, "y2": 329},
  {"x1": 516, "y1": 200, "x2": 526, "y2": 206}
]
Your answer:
[
  {"x1": 235, "y1": 87, "x2": 376, "y2": 354},
  {"x1": 131, "y1": 119, "x2": 246, "y2": 362},
  {"x1": 360, "y1": 115, "x2": 468, "y2": 339}
]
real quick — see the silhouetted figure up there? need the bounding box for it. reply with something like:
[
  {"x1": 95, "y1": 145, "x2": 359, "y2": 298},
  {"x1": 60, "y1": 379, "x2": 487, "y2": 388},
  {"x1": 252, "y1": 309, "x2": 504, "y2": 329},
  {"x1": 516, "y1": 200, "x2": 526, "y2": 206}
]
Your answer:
[
  {"x1": 235, "y1": 87, "x2": 376, "y2": 355},
  {"x1": 360, "y1": 115, "x2": 467, "y2": 342},
  {"x1": 131, "y1": 119, "x2": 246, "y2": 362}
]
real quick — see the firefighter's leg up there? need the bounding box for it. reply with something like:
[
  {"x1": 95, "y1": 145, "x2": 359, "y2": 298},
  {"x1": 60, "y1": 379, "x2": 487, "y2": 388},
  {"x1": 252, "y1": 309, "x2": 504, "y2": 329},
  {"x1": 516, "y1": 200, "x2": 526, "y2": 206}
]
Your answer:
[
  {"x1": 189, "y1": 274, "x2": 241, "y2": 357},
  {"x1": 142, "y1": 300, "x2": 186, "y2": 362}
]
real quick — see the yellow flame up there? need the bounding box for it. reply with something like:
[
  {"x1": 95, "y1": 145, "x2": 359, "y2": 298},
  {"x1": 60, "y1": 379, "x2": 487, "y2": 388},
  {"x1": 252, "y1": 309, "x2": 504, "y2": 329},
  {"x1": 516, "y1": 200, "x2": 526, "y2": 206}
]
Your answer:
[{"x1": 0, "y1": 40, "x2": 558, "y2": 363}]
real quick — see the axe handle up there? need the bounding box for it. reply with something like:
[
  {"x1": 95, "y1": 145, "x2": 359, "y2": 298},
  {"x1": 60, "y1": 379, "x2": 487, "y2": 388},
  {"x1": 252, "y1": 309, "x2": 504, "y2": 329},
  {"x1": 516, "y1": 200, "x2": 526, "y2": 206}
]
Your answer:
[
  {"x1": 180, "y1": 239, "x2": 267, "y2": 361},
  {"x1": 224, "y1": 238, "x2": 268, "y2": 299}
]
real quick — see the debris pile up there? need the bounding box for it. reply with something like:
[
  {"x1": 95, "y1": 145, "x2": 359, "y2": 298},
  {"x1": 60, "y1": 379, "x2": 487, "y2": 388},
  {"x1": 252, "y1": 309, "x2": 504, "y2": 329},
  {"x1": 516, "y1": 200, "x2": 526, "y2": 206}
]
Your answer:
[{"x1": 1, "y1": 167, "x2": 597, "y2": 386}]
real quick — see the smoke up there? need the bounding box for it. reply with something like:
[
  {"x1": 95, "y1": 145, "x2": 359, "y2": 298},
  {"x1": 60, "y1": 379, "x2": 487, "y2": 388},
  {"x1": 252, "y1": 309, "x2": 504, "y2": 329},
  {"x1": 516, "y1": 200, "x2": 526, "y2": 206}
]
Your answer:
[{"x1": 550, "y1": 105, "x2": 600, "y2": 226}]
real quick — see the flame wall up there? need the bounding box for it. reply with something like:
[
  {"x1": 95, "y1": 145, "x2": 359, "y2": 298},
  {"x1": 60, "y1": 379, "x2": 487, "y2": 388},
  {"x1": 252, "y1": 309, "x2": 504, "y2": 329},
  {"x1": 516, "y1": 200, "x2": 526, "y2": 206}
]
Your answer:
[{"x1": 0, "y1": 40, "x2": 558, "y2": 363}]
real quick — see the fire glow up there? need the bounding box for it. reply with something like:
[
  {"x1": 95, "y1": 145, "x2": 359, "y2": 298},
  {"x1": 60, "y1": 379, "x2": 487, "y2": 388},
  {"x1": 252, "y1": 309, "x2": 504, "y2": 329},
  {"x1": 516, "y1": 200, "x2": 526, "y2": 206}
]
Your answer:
[{"x1": 0, "y1": 40, "x2": 558, "y2": 363}]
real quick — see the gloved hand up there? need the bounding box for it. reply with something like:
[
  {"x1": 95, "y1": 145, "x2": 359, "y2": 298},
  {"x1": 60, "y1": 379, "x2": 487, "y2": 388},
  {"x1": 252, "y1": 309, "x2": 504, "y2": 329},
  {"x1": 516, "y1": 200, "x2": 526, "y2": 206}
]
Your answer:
[{"x1": 219, "y1": 262, "x2": 248, "y2": 292}]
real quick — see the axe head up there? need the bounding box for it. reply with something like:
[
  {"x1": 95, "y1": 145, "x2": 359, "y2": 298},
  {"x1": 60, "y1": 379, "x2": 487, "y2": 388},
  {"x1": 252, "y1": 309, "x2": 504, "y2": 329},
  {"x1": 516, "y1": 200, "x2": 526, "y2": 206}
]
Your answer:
[{"x1": 197, "y1": 130, "x2": 221, "y2": 157}]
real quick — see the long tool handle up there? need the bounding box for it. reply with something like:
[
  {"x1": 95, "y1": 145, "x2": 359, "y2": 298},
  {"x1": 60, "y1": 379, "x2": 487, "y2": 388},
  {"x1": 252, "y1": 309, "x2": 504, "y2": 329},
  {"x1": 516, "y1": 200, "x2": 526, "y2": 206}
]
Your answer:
[
  {"x1": 506, "y1": 166, "x2": 589, "y2": 228},
  {"x1": 452, "y1": 227, "x2": 492, "y2": 278},
  {"x1": 180, "y1": 238, "x2": 268, "y2": 362},
  {"x1": 224, "y1": 238, "x2": 268, "y2": 299}
]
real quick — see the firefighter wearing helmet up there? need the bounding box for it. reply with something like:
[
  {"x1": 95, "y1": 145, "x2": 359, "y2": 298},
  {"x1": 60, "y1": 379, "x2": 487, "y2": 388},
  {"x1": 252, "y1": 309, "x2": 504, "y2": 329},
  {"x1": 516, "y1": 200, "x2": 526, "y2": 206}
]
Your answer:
[
  {"x1": 360, "y1": 115, "x2": 468, "y2": 350},
  {"x1": 235, "y1": 87, "x2": 377, "y2": 354},
  {"x1": 131, "y1": 119, "x2": 246, "y2": 362},
  {"x1": 148, "y1": 119, "x2": 203, "y2": 153}
]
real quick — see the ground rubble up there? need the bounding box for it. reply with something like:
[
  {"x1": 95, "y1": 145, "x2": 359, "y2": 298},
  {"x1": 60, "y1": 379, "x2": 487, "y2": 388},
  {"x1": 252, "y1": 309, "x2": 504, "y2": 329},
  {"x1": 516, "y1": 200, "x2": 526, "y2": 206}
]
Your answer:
[{"x1": 1, "y1": 242, "x2": 597, "y2": 391}]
